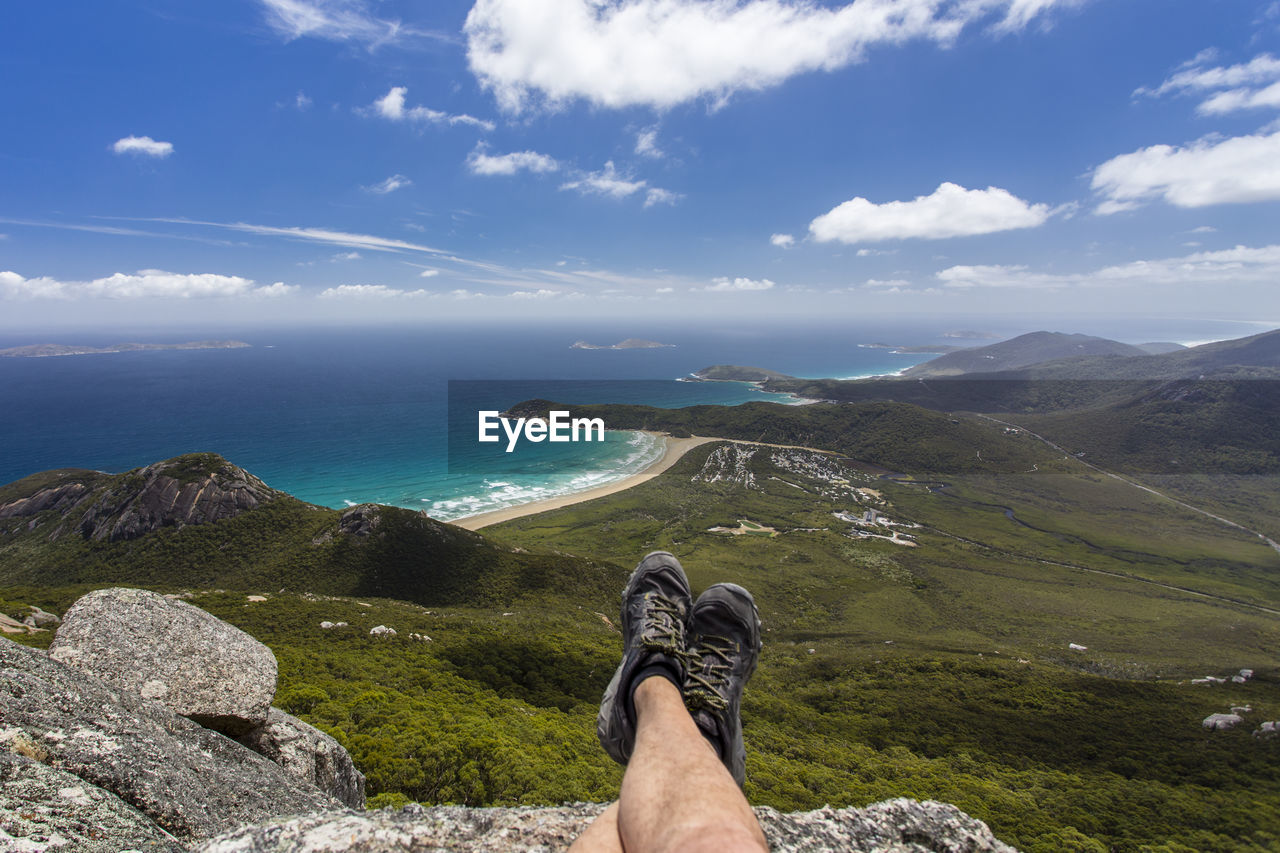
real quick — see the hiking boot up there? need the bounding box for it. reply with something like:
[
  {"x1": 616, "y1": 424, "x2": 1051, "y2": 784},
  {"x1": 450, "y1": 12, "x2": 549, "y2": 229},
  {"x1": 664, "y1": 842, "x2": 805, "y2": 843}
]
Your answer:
[
  {"x1": 597, "y1": 551, "x2": 693, "y2": 766},
  {"x1": 683, "y1": 583, "x2": 762, "y2": 787}
]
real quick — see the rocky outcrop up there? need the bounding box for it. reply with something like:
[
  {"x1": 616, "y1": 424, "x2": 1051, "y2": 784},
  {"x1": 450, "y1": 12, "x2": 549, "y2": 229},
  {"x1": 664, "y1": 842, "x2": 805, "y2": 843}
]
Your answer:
[
  {"x1": 338, "y1": 504, "x2": 381, "y2": 537},
  {"x1": 77, "y1": 455, "x2": 278, "y2": 542},
  {"x1": 49, "y1": 588, "x2": 277, "y2": 736},
  {"x1": 0, "y1": 638, "x2": 339, "y2": 843},
  {"x1": 195, "y1": 799, "x2": 1017, "y2": 853},
  {"x1": 0, "y1": 751, "x2": 184, "y2": 853},
  {"x1": 22, "y1": 605, "x2": 61, "y2": 629},
  {"x1": 1203, "y1": 713, "x2": 1245, "y2": 731},
  {"x1": 237, "y1": 710, "x2": 365, "y2": 809},
  {"x1": 0, "y1": 454, "x2": 278, "y2": 543}
]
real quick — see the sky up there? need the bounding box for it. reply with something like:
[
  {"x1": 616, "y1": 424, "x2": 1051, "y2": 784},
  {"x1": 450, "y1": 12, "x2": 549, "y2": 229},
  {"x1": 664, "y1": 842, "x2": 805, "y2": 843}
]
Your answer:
[{"x1": 2, "y1": 0, "x2": 1280, "y2": 330}]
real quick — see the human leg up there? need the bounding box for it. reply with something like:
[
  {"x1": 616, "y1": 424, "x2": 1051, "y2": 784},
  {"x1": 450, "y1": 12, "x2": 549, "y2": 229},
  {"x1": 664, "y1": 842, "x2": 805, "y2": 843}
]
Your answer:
[{"x1": 616, "y1": 676, "x2": 767, "y2": 853}]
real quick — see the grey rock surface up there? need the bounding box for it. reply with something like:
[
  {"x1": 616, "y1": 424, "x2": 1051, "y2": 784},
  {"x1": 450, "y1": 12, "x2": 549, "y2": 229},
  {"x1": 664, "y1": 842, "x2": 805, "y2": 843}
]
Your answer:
[
  {"x1": 0, "y1": 638, "x2": 340, "y2": 842},
  {"x1": 195, "y1": 798, "x2": 1018, "y2": 853},
  {"x1": 0, "y1": 751, "x2": 183, "y2": 853},
  {"x1": 22, "y1": 605, "x2": 61, "y2": 629},
  {"x1": 49, "y1": 587, "x2": 277, "y2": 735},
  {"x1": 238, "y1": 709, "x2": 366, "y2": 809},
  {"x1": 1203, "y1": 713, "x2": 1244, "y2": 731},
  {"x1": 76, "y1": 456, "x2": 277, "y2": 542}
]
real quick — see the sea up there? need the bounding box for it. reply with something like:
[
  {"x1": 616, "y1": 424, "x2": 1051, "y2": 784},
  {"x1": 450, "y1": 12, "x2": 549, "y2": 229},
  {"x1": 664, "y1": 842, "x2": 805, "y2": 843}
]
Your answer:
[{"x1": 0, "y1": 317, "x2": 1263, "y2": 521}]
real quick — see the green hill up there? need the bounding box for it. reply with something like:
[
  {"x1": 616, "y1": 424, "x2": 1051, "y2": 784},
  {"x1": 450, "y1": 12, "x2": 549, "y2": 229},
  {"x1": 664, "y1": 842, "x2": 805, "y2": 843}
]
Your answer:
[
  {"x1": 900, "y1": 331, "x2": 1148, "y2": 378},
  {"x1": 0, "y1": 453, "x2": 622, "y2": 605}
]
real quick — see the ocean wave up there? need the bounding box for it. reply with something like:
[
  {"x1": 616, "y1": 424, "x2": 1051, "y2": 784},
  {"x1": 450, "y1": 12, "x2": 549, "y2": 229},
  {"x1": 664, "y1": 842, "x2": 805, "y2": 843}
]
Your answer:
[{"x1": 426, "y1": 430, "x2": 665, "y2": 522}]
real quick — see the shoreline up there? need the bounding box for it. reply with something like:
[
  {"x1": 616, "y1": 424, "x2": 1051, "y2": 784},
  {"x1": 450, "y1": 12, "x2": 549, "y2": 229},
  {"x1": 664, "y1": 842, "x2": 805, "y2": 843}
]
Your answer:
[{"x1": 452, "y1": 433, "x2": 717, "y2": 530}]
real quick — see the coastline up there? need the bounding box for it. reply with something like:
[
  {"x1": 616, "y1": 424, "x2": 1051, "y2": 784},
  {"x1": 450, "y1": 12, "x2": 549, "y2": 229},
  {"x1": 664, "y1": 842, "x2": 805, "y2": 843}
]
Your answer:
[{"x1": 452, "y1": 433, "x2": 717, "y2": 530}]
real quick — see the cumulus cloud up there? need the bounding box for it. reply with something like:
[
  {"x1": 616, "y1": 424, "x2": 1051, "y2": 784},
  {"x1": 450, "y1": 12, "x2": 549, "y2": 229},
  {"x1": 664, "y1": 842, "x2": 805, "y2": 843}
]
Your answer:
[
  {"x1": 368, "y1": 87, "x2": 495, "y2": 131},
  {"x1": 1137, "y1": 52, "x2": 1280, "y2": 115},
  {"x1": 510, "y1": 288, "x2": 560, "y2": 299},
  {"x1": 809, "y1": 182, "x2": 1050, "y2": 243},
  {"x1": 0, "y1": 269, "x2": 291, "y2": 300},
  {"x1": 318, "y1": 284, "x2": 429, "y2": 298},
  {"x1": 935, "y1": 244, "x2": 1280, "y2": 289},
  {"x1": 643, "y1": 187, "x2": 682, "y2": 208},
  {"x1": 1092, "y1": 131, "x2": 1280, "y2": 213},
  {"x1": 464, "y1": 0, "x2": 1077, "y2": 112},
  {"x1": 703, "y1": 276, "x2": 775, "y2": 292},
  {"x1": 770, "y1": 233, "x2": 795, "y2": 248},
  {"x1": 466, "y1": 145, "x2": 559, "y2": 175},
  {"x1": 419, "y1": 269, "x2": 440, "y2": 277},
  {"x1": 560, "y1": 161, "x2": 646, "y2": 199},
  {"x1": 112, "y1": 136, "x2": 173, "y2": 158},
  {"x1": 295, "y1": 91, "x2": 313, "y2": 110},
  {"x1": 365, "y1": 174, "x2": 412, "y2": 194}
]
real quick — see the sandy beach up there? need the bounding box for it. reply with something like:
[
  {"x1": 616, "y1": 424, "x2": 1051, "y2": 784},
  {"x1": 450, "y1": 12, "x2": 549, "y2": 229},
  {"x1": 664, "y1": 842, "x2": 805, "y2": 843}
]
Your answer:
[{"x1": 453, "y1": 433, "x2": 717, "y2": 530}]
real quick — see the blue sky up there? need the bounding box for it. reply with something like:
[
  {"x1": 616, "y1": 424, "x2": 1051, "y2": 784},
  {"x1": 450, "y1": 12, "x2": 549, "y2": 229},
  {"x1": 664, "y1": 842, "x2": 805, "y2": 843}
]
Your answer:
[{"x1": 2, "y1": 0, "x2": 1279, "y2": 330}]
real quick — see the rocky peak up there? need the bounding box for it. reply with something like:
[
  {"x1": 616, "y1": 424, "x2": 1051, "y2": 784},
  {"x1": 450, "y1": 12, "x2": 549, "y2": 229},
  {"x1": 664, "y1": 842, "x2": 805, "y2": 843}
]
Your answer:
[{"x1": 0, "y1": 453, "x2": 279, "y2": 543}]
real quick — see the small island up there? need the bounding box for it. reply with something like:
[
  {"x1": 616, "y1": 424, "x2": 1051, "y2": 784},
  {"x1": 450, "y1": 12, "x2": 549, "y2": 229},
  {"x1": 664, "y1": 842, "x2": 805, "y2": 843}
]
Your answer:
[
  {"x1": 0, "y1": 340, "x2": 252, "y2": 358},
  {"x1": 571, "y1": 338, "x2": 674, "y2": 350}
]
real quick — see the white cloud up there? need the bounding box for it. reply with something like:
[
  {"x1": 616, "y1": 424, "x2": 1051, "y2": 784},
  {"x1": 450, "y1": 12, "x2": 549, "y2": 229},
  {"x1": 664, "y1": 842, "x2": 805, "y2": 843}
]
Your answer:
[
  {"x1": 162, "y1": 219, "x2": 452, "y2": 255},
  {"x1": 295, "y1": 91, "x2": 313, "y2": 110},
  {"x1": 1200, "y1": 81, "x2": 1280, "y2": 115},
  {"x1": 863, "y1": 278, "x2": 911, "y2": 289},
  {"x1": 466, "y1": 145, "x2": 559, "y2": 175},
  {"x1": 464, "y1": 0, "x2": 1076, "y2": 112},
  {"x1": 419, "y1": 269, "x2": 440, "y2": 277},
  {"x1": 259, "y1": 0, "x2": 444, "y2": 48},
  {"x1": 655, "y1": 286, "x2": 675, "y2": 293},
  {"x1": 770, "y1": 233, "x2": 795, "y2": 248},
  {"x1": 561, "y1": 161, "x2": 646, "y2": 199},
  {"x1": 256, "y1": 282, "x2": 300, "y2": 297},
  {"x1": 0, "y1": 269, "x2": 290, "y2": 300},
  {"x1": 510, "y1": 288, "x2": 560, "y2": 299},
  {"x1": 1137, "y1": 52, "x2": 1280, "y2": 115},
  {"x1": 1189, "y1": 225, "x2": 1217, "y2": 233},
  {"x1": 112, "y1": 136, "x2": 174, "y2": 158},
  {"x1": 1092, "y1": 131, "x2": 1280, "y2": 213},
  {"x1": 856, "y1": 247, "x2": 895, "y2": 256},
  {"x1": 809, "y1": 182, "x2": 1050, "y2": 243},
  {"x1": 365, "y1": 174, "x2": 412, "y2": 194},
  {"x1": 317, "y1": 284, "x2": 429, "y2": 298},
  {"x1": 368, "y1": 87, "x2": 495, "y2": 131},
  {"x1": 332, "y1": 251, "x2": 361, "y2": 261},
  {"x1": 935, "y1": 244, "x2": 1280, "y2": 289},
  {"x1": 643, "y1": 187, "x2": 682, "y2": 208},
  {"x1": 703, "y1": 276, "x2": 775, "y2": 292},
  {"x1": 635, "y1": 127, "x2": 663, "y2": 158}
]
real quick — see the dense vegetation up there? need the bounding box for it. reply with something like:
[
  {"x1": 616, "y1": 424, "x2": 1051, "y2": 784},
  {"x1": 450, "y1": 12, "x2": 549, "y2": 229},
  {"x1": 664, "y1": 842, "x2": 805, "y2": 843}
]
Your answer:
[
  {"x1": 5, "y1": 392, "x2": 1280, "y2": 851},
  {"x1": 508, "y1": 398, "x2": 1051, "y2": 474},
  {"x1": 0, "y1": 462, "x2": 622, "y2": 606}
]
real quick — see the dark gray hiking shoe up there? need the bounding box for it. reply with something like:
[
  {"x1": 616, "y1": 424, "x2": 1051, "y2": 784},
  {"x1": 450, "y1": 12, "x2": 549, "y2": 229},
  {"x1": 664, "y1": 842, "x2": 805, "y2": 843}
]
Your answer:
[
  {"x1": 597, "y1": 551, "x2": 693, "y2": 766},
  {"x1": 683, "y1": 583, "x2": 762, "y2": 787}
]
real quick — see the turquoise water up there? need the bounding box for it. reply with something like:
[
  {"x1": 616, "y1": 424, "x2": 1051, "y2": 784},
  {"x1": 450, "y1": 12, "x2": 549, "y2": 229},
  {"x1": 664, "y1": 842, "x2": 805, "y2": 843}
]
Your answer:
[
  {"x1": 1, "y1": 318, "x2": 1256, "y2": 520},
  {"x1": 0, "y1": 325, "x2": 935, "y2": 520}
]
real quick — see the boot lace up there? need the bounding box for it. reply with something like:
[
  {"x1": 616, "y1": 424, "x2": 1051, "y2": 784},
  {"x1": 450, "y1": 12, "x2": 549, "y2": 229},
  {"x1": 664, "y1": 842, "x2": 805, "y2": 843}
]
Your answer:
[
  {"x1": 639, "y1": 593, "x2": 685, "y2": 655},
  {"x1": 683, "y1": 634, "x2": 735, "y2": 712}
]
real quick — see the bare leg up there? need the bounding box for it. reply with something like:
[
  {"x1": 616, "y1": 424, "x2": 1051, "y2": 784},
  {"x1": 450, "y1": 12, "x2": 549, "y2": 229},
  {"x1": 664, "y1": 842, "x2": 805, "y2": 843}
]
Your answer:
[
  {"x1": 617, "y1": 677, "x2": 768, "y2": 853},
  {"x1": 568, "y1": 802, "x2": 622, "y2": 853}
]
